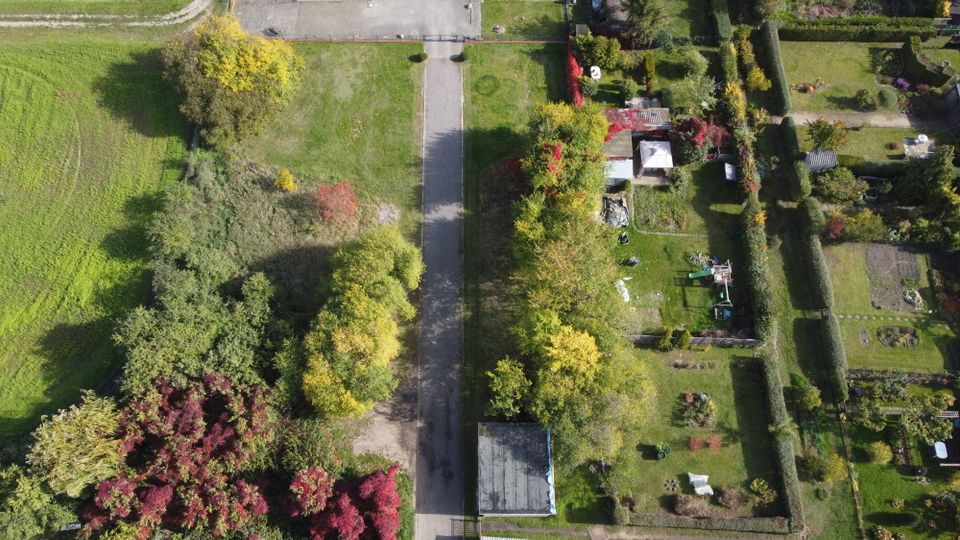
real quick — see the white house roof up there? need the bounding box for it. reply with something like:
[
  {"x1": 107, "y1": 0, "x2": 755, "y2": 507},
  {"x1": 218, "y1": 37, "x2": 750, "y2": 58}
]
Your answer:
[{"x1": 638, "y1": 140, "x2": 674, "y2": 169}]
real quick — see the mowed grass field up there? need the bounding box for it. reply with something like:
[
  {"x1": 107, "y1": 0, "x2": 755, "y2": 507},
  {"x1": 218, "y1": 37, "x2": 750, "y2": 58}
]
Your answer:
[
  {"x1": 0, "y1": 0, "x2": 190, "y2": 15},
  {"x1": 235, "y1": 43, "x2": 424, "y2": 231},
  {"x1": 0, "y1": 35, "x2": 187, "y2": 439}
]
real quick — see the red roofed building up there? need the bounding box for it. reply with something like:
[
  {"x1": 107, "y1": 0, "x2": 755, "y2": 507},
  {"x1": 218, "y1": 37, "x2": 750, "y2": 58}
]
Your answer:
[{"x1": 603, "y1": 108, "x2": 671, "y2": 138}]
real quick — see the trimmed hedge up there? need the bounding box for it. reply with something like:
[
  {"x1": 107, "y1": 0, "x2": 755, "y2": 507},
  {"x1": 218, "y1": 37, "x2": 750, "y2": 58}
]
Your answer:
[
  {"x1": 798, "y1": 195, "x2": 824, "y2": 234},
  {"x1": 790, "y1": 160, "x2": 811, "y2": 201},
  {"x1": 629, "y1": 513, "x2": 790, "y2": 534},
  {"x1": 761, "y1": 358, "x2": 805, "y2": 533},
  {"x1": 802, "y1": 234, "x2": 834, "y2": 310},
  {"x1": 777, "y1": 16, "x2": 938, "y2": 42},
  {"x1": 758, "y1": 21, "x2": 790, "y2": 115},
  {"x1": 779, "y1": 116, "x2": 800, "y2": 161},
  {"x1": 903, "y1": 35, "x2": 956, "y2": 87},
  {"x1": 711, "y1": 0, "x2": 733, "y2": 42},
  {"x1": 820, "y1": 311, "x2": 849, "y2": 401},
  {"x1": 742, "y1": 194, "x2": 776, "y2": 341},
  {"x1": 719, "y1": 40, "x2": 739, "y2": 84}
]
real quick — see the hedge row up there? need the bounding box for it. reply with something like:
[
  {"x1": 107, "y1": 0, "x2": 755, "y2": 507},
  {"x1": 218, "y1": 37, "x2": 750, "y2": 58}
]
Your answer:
[
  {"x1": 719, "y1": 40, "x2": 738, "y2": 84},
  {"x1": 761, "y1": 358, "x2": 805, "y2": 533},
  {"x1": 798, "y1": 195, "x2": 824, "y2": 234},
  {"x1": 800, "y1": 228, "x2": 835, "y2": 310},
  {"x1": 820, "y1": 310, "x2": 849, "y2": 401},
  {"x1": 779, "y1": 116, "x2": 800, "y2": 161},
  {"x1": 777, "y1": 16, "x2": 938, "y2": 42},
  {"x1": 710, "y1": 0, "x2": 733, "y2": 42},
  {"x1": 758, "y1": 21, "x2": 791, "y2": 115},
  {"x1": 742, "y1": 195, "x2": 777, "y2": 341},
  {"x1": 629, "y1": 512, "x2": 790, "y2": 534},
  {"x1": 903, "y1": 35, "x2": 956, "y2": 87},
  {"x1": 790, "y1": 161, "x2": 811, "y2": 201}
]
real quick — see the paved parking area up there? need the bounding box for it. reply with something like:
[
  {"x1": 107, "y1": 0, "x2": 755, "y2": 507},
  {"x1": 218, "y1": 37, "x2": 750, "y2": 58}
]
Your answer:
[{"x1": 234, "y1": 0, "x2": 480, "y2": 39}]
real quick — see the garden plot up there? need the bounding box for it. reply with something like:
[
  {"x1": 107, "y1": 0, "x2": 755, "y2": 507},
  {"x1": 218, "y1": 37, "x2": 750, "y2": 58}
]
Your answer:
[
  {"x1": 780, "y1": 41, "x2": 897, "y2": 112},
  {"x1": 606, "y1": 350, "x2": 781, "y2": 519},
  {"x1": 866, "y1": 244, "x2": 925, "y2": 313},
  {"x1": 823, "y1": 243, "x2": 933, "y2": 315},
  {"x1": 842, "y1": 318, "x2": 956, "y2": 372}
]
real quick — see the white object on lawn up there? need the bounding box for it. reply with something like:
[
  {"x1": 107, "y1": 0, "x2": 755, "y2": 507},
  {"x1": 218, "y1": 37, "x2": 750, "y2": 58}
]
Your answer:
[
  {"x1": 934, "y1": 441, "x2": 948, "y2": 459},
  {"x1": 615, "y1": 279, "x2": 630, "y2": 303},
  {"x1": 590, "y1": 66, "x2": 601, "y2": 80},
  {"x1": 688, "y1": 473, "x2": 714, "y2": 496}
]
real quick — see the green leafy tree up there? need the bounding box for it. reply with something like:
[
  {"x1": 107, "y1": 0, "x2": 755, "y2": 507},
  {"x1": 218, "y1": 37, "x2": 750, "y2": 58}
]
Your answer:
[
  {"x1": 303, "y1": 226, "x2": 423, "y2": 417},
  {"x1": 790, "y1": 372, "x2": 822, "y2": 411},
  {"x1": 814, "y1": 167, "x2": 868, "y2": 205},
  {"x1": 805, "y1": 118, "x2": 850, "y2": 150},
  {"x1": 27, "y1": 392, "x2": 121, "y2": 498},
  {"x1": 896, "y1": 146, "x2": 960, "y2": 251},
  {"x1": 822, "y1": 453, "x2": 848, "y2": 483},
  {"x1": 852, "y1": 397, "x2": 887, "y2": 432},
  {"x1": 866, "y1": 441, "x2": 893, "y2": 464},
  {"x1": 624, "y1": 0, "x2": 669, "y2": 48},
  {"x1": 485, "y1": 358, "x2": 531, "y2": 418},
  {"x1": 162, "y1": 15, "x2": 305, "y2": 148},
  {"x1": 900, "y1": 393, "x2": 955, "y2": 444},
  {"x1": 662, "y1": 75, "x2": 717, "y2": 116},
  {"x1": 573, "y1": 34, "x2": 623, "y2": 71},
  {"x1": 844, "y1": 209, "x2": 887, "y2": 241},
  {"x1": 0, "y1": 465, "x2": 74, "y2": 538},
  {"x1": 755, "y1": 0, "x2": 783, "y2": 19}
]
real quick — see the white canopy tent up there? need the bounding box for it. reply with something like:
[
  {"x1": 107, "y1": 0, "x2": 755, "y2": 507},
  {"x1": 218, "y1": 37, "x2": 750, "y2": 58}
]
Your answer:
[{"x1": 638, "y1": 140, "x2": 674, "y2": 170}]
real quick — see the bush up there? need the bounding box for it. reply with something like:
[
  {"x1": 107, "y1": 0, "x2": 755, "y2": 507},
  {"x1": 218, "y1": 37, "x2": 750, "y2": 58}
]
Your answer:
[
  {"x1": 790, "y1": 160, "x2": 811, "y2": 200},
  {"x1": 658, "y1": 327, "x2": 674, "y2": 350},
  {"x1": 821, "y1": 311, "x2": 849, "y2": 401},
  {"x1": 814, "y1": 167, "x2": 868, "y2": 205},
  {"x1": 780, "y1": 116, "x2": 800, "y2": 161},
  {"x1": 573, "y1": 34, "x2": 623, "y2": 71},
  {"x1": 314, "y1": 182, "x2": 360, "y2": 223},
  {"x1": 746, "y1": 66, "x2": 772, "y2": 92},
  {"x1": 677, "y1": 328, "x2": 693, "y2": 350},
  {"x1": 866, "y1": 441, "x2": 894, "y2": 464},
  {"x1": 415, "y1": 51, "x2": 428, "y2": 62},
  {"x1": 822, "y1": 453, "x2": 848, "y2": 483},
  {"x1": 613, "y1": 501, "x2": 630, "y2": 525},
  {"x1": 619, "y1": 78, "x2": 641, "y2": 103},
  {"x1": 711, "y1": 0, "x2": 732, "y2": 41},
  {"x1": 580, "y1": 76, "x2": 600, "y2": 97},
  {"x1": 790, "y1": 371, "x2": 822, "y2": 411},
  {"x1": 758, "y1": 21, "x2": 790, "y2": 114},
  {"x1": 803, "y1": 235, "x2": 835, "y2": 309},
  {"x1": 903, "y1": 35, "x2": 955, "y2": 87},
  {"x1": 855, "y1": 89, "x2": 878, "y2": 111},
  {"x1": 678, "y1": 46, "x2": 710, "y2": 77},
  {"x1": 778, "y1": 16, "x2": 938, "y2": 42},
  {"x1": 274, "y1": 168, "x2": 298, "y2": 192},
  {"x1": 844, "y1": 209, "x2": 887, "y2": 242},
  {"x1": 878, "y1": 87, "x2": 898, "y2": 110}
]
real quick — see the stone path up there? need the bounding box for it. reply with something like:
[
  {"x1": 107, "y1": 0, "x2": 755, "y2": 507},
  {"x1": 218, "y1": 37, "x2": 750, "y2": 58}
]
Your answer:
[
  {"x1": 636, "y1": 229, "x2": 709, "y2": 238},
  {"x1": 772, "y1": 110, "x2": 946, "y2": 130},
  {"x1": 0, "y1": 0, "x2": 212, "y2": 27},
  {"x1": 415, "y1": 40, "x2": 465, "y2": 540}
]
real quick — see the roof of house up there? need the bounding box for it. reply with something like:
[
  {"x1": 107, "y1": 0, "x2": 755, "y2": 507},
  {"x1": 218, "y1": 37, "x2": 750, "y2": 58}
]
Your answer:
[
  {"x1": 804, "y1": 149, "x2": 838, "y2": 172},
  {"x1": 603, "y1": 129, "x2": 634, "y2": 158},
  {"x1": 604, "y1": 158, "x2": 634, "y2": 181},
  {"x1": 477, "y1": 423, "x2": 556, "y2": 517},
  {"x1": 638, "y1": 140, "x2": 674, "y2": 169},
  {"x1": 604, "y1": 108, "x2": 672, "y2": 133}
]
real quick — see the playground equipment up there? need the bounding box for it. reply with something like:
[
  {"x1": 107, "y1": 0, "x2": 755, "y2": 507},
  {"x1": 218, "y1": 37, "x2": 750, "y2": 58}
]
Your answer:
[{"x1": 688, "y1": 258, "x2": 734, "y2": 320}]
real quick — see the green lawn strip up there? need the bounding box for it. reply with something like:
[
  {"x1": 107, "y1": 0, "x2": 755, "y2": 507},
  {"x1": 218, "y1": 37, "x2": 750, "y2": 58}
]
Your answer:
[
  {"x1": 235, "y1": 43, "x2": 425, "y2": 236},
  {"x1": 665, "y1": 0, "x2": 712, "y2": 40},
  {"x1": 0, "y1": 36, "x2": 188, "y2": 440},
  {"x1": 780, "y1": 41, "x2": 898, "y2": 112},
  {"x1": 462, "y1": 42, "x2": 565, "y2": 514},
  {"x1": 796, "y1": 125, "x2": 945, "y2": 163},
  {"x1": 841, "y1": 318, "x2": 956, "y2": 372},
  {"x1": 613, "y1": 232, "x2": 744, "y2": 333},
  {"x1": 852, "y1": 427, "x2": 954, "y2": 540},
  {"x1": 607, "y1": 350, "x2": 779, "y2": 517},
  {"x1": 480, "y1": 0, "x2": 566, "y2": 40},
  {"x1": 0, "y1": 0, "x2": 189, "y2": 15}
]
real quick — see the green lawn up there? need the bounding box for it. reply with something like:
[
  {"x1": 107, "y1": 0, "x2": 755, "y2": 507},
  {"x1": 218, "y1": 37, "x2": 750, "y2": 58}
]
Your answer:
[
  {"x1": 852, "y1": 427, "x2": 955, "y2": 539},
  {"x1": 607, "y1": 351, "x2": 780, "y2": 517},
  {"x1": 0, "y1": 35, "x2": 188, "y2": 439},
  {"x1": 480, "y1": 0, "x2": 565, "y2": 40},
  {"x1": 665, "y1": 0, "x2": 712, "y2": 40},
  {"x1": 235, "y1": 43, "x2": 425, "y2": 232},
  {"x1": 842, "y1": 319, "x2": 957, "y2": 372},
  {"x1": 0, "y1": 0, "x2": 189, "y2": 15},
  {"x1": 780, "y1": 41, "x2": 898, "y2": 112},
  {"x1": 822, "y1": 243, "x2": 934, "y2": 315},
  {"x1": 798, "y1": 125, "x2": 946, "y2": 163}
]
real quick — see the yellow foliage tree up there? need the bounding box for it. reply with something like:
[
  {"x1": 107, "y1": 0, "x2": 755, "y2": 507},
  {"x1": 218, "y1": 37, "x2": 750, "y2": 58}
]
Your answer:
[{"x1": 274, "y1": 168, "x2": 298, "y2": 192}]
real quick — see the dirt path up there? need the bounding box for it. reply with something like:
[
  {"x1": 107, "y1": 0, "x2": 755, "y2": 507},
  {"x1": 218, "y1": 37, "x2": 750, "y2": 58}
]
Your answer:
[
  {"x1": 0, "y1": 0, "x2": 212, "y2": 27},
  {"x1": 416, "y1": 40, "x2": 465, "y2": 540},
  {"x1": 772, "y1": 110, "x2": 946, "y2": 130}
]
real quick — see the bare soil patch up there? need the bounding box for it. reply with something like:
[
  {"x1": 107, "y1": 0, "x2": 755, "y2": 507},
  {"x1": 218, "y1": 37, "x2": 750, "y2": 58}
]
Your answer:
[{"x1": 866, "y1": 244, "x2": 920, "y2": 312}]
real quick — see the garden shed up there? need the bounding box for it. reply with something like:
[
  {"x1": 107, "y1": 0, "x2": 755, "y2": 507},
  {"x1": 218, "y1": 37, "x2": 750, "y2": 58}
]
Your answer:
[
  {"x1": 804, "y1": 149, "x2": 838, "y2": 173},
  {"x1": 477, "y1": 423, "x2": 557, "y2": 517},
  {"x1": 603, "y1": 129, "x2": 634, "y2": 187}
]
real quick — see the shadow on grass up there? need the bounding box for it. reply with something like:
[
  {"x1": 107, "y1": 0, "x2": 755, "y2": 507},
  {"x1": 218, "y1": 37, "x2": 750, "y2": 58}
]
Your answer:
[
  {"x1": 91, "y1": 50, "x2": 188, "y2": 140},
  {"x1": 524, "y1": 45, "x2": 567, "y2": 103},
  {"x1": 730, "y1": 360, "x2": 784, "y2": 515}
]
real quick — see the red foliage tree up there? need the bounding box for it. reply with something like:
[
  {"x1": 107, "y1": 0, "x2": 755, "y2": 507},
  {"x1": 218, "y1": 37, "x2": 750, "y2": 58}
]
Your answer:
[
  {"x1": 311, "y1": 491, "x2": 365, "y2": 540},
  {"x1": 314, "y1": 182, "x2": 360, "y2": 224},
  {"x1": 688, "y1": 436, "x2": 704, "y2": 452},
  {"x1": 675, "y1": 117, "x2": 710, "y2": 148},
  {"x1": 83, "y1": 374, "x2": 271, "y2": 538},
  {"x1": 566, "y1": 42, "x2": 585, "y2": 108},
  {"x1": 305, "y1": 465, "x2": 402, "y2": 540},
  {"x1": 290, "y1": 467, "x2": 335, "y2": 516},
  {"x1": 826, "y1": 214, "x2": 847, "y2": 239}
]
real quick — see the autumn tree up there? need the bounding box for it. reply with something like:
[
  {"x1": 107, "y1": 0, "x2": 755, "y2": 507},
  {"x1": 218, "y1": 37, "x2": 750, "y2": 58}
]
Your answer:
[
  {"x1": 27, "y1": 391, "x2": 122, "y2": 498},
  {"x1": 805, "y1": 118, "x2": 850, "y2": 150},
  {"x1": 305, "y1": 465, "x2": 403, "y2": 540},
  {"x1": 162, "y1": 15, "x2": 305, "y2": 148},
  {"x1": 289, "y1": 467, "x2": 335, "y2": 517},
  {"x1": 275, "y1": 168, "x2": 298, "y2": 192},
  {"x1": 303, "y1": 226, "x2": 423, "y2": 417},
  {"x1": 82, "y1": 374, "x2": 273, "y2": 538},
  {"x1": 485, "y1": 357, "x2": 531, "y2": 418},
  {"x1": 314, "y1": 182, "x2": 360, "y2": 223}
]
